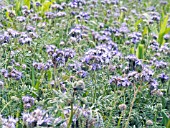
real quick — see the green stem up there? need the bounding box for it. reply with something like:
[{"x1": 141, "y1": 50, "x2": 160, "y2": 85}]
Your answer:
[
  {"x1": 67, "y1": 93, "x2": 74, "y2": 128},
  {"x1": 154, "y1": 110, "x2": 158, "y2": 122},
  {"x1": 117, "y1": 111, "x2": 124, "y2": 128},
  {"x1": 124, "y1": 86, "x2": 139, "y2": 128},
  {"x1": 0, "y1": 100, "x2": 12, "y2": 114},
  {"x1": 93, "y1": 72, "x2": 97, "y2": 103}
]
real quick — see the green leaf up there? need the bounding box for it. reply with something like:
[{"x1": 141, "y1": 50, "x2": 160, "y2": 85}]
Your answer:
[
  {"x1": 158, "y1": 15, "x2": 169, "y2": 46},
  {"x1": 160, "y1": 15, "x2": 168, "y2": 34},
  {"x1": 167, "y1": 120, "x2": 170, "y2": 128},
  {"x1": 15, "y1": 0, "x2": 21, "y2": 15},
  {"x1": 31, "y1": 67, "x2": 35, "y2": 86},
  {"x1": 142, "y1": 13, "x2": 151, "y2": 21},
  {"x1": 142, "y1": 26, "x2": 148, "y2": 36},
  {"x1": 165, "y1": 27, "x2": 170, "y2": 34},
  {"x1": 5, "y1": 11, "x2": 14, "y2": 27},
  {"x1": 24, "y1": 0, "x2": 31, "y2": 9},
  {"x1": 162, "y1": 97, "x2": 166, "y2": 109},
  {"x1": 119, "y1": 12, "x2": 124, "y2": 23},
  {"x1": 41, "y1": 1, "x2": 52, "y2": 15},
  {"x1": 62, "y1": 75, "x2": 70, "y2": 81},
  {"x1": 135, "y1": 19, "x2": 142, "y2": 31},
  {"x1": 5, "y1": 11, "x2": 12, "y2": 21},
  {"x1": 162, "y1": 111, "x2": 170, "y2": 127},
  {"x1": 35, "y1": 80, "x2": 40, "y2": 90},
  {"x1": 35, "y1": 72, "x2": 45, "y2": 90},
  {"x1": 41, "y1": 0, "x2": 46, "y2": 3},
  {"x1": 46, "y1": 70, "x2": 52, "y2": 81},
  {"x1": 130, "y1": 47, "x2": 135, "y2": 54},
  {"x1": 136, "y1": 44, "x2": 144, "y2": 59},
  {"x1": 56, "y1": 0, "x2": 66, "y2": 3}
]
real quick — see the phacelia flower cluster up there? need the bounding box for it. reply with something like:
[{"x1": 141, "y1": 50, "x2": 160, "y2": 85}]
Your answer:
[
  {"x1": 22, "y1": 96, "x2": 35, "y2": 109},
  {"x1": 1, "y1": 69, "x2": 22, "y2": 80},
  {"x1": 46, "y1": 45, "x2": 76, "y2": 66}
]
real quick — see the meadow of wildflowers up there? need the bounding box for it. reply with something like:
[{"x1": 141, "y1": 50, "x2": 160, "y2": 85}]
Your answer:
[{"x1": 0, "y1": 0, "x2": 170, "y2": 127}]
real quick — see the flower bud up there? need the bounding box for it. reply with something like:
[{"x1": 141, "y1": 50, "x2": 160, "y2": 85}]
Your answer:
[
  {"x1": 74, "y1": 80, "x2": 85, "y2": 91},
  {"x1": 118, "y1": 104, "x2": 127, "y2": 111},
  {"x1": 146, "y1": 120, "x2": 153, "y2": 126}
]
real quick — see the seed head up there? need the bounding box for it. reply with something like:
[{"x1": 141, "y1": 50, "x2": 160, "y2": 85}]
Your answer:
[
  {"x1": 118, "y1": 104, "x2": 127, "y2": 111},
  {"x1": 74, "y1": 80, "x2": 85, "y2": 91},
  {"x1": 146, "y1": 120, "x2": 153, "y2": 126}
]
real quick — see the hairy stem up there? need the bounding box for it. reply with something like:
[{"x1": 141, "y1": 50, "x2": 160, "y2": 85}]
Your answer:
[{"x1": 124, "y1": 86, "x2": 139, "y2": 128}]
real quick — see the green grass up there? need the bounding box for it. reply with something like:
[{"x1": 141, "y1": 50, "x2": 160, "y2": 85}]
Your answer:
[{"x1": 0, "y1": 0, "x2": 170, "y2": 127}]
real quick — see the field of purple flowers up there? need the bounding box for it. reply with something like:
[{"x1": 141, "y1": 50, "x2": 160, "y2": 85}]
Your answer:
[{"x1": 0, "y1": 0, "x2": 170, "y2": 128}]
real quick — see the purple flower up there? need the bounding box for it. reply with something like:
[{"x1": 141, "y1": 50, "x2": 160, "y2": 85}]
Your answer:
[
  {"x1": 126, "y1": 54, "x2": 138, "y2": 71},
  {"x1": 164, "y1": 34, "x2": 170, "y2": 41},
  {"x1": 16, "y1": 16, "x2": 26, "y2": 22},
  {"x1": 31, "y1": 14, "x2": 42, "y2": 21},
  {"x1": 151, "y1": 15, "x2": 160, "y2": 21},
  {"x1": 119, "y1": 77, "x2": 131, "y2": 87},
  {"x1": 76, "y1": 70, "x2": 88, "y2": 78},
  {"x1": 33, "y1": 62, "x2": 45, "y2": 70},
  {"x1": 120, "y1": 7, "x2": 128, "y2": 12},
  {"x1": 56, "y1": 12, "x2": 66, "y2": 17},
  {"x1": 51, "y1": 4, "x2": 63, "y2": 10},
  {"x1": 91, "y1": 63, "x2": 101, "y2": 71},
  {"x1": 110, "y1": 76, "x2": 131, "y2": 87},
  {"x1": 160, "y1": 1, "x2": 168, "y2": 5},
  {"x1": 155, "y1": 61, "x2": 167, "y2": 69},
  {"x1": 9, "y1": 69, "x2": 22, "y2": 80},
  {"x1": 45, "y1": 12, "x2": 56, "y2": 19},
  {"x1": 135, "y1": 60, "x2": 143, "y2": 72},
  {"x1": 64, "y1": 48, "x2": 76, "y2": 59},
  {"x1": 0, "y1": 33, "x2": 10, "y2": 44},
  {"x1": 7, "y1": 28, "x2": 20, "y2": 38},
  {"x1": 22, "y1": 108, "x2": 53, "y2": 127},
  {"x1": 26, "y1": 25, "x2": 36, "y2": 32},
  {"x1": 79, "y1": 12, "x2": 90, "y2": 20},
  {"x1": 1, "y1": 116, "x2": 18, "y2": 128},
  {"x1": 158, "y1": 73, "x2": 169, "y2": 83},
  {"x1": 22, "y1": 96, "x2": 35, "y2": 109},
  {"x1": 35, "y1": 2, "x2": 42, "y2": 7},
  {"x1": 149, "y1": 79, "x2": 158, "y2": 91}
]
